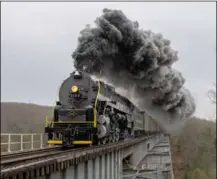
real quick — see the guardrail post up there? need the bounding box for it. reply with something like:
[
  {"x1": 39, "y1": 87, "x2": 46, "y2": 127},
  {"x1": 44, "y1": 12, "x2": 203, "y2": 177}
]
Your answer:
[
  {"x1": 31, "y1": 134, "x2": 34, "y2": 149},
  {"x1": 40, "y1": 133, "x2": 43, "y2": 148},
  {"x1": 20, "y1": 134, "x2": 23, "y2": 151},
  {"x1": 8, "y1": 134, "x2": 11, "y2": 152}
]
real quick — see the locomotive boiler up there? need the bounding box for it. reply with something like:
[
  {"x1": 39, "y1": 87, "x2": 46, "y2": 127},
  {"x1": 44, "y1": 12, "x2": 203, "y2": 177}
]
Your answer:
[{"x1": 44, "y1": 70, "x2": 159, "y2": 147}]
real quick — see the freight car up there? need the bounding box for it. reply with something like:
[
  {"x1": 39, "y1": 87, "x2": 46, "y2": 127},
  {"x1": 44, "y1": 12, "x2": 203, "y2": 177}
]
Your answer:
[{"x1": 45, "y1": 70, "x2": 159, "y2": 147}]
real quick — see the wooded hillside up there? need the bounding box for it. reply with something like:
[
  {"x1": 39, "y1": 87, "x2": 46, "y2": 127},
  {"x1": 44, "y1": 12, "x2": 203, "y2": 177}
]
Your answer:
[
  {"x1": 171, "y1": 117, "x2": 216, "y2": 179},
  {"x1": 1, "y1": 102, "x2": 53, "y2": 133}
]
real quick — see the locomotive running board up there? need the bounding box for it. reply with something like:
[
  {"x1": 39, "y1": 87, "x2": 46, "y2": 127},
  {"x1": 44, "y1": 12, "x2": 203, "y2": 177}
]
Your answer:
[{"x1": 47, "y1": 140, "x2": 92, "y2": 145}]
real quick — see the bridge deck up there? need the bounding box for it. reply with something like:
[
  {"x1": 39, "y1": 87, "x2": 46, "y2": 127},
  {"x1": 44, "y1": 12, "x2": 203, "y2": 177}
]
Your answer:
[{"x1": 1, "y1": 133, "x2": 174, "y2": 179}]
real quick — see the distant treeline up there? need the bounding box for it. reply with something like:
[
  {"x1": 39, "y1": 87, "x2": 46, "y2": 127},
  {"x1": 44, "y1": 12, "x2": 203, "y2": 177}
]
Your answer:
[
  {"x1": 171, "y1": 117, "x2": 216, "y2": 179},
  {"x1": 1, "y1": 102, "x2": 53, "y2": 133}
]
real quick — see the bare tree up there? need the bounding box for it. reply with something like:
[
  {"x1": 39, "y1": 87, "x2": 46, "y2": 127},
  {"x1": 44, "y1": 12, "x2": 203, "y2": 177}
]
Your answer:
[{"x1": 208, "y1": 83, "x2": 216, "y2": 104}]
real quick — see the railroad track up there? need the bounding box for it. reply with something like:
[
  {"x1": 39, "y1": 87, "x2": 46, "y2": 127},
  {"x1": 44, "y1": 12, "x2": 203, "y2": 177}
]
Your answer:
[
  {"x1": 1, "y1": 137, "x2": 136, "y2": 169},
  {"x1": 0, "y1": 143, "x2": 110, "y2": 169},
  {"x1": 1, "y1": 135, "x2": 151, "y2": 172},
  {"x1": 0, "y1": 146, "x2": 62, "y2": 168},
  {"x1": 1, "y1": 146, "x2": 60, "y2": 159},
  {"x1": 1, "y1": 135, "x2": 155, "y2": 179},
  {"x1": 0, "y1": 144, "x2": 94, "y2": 169}
]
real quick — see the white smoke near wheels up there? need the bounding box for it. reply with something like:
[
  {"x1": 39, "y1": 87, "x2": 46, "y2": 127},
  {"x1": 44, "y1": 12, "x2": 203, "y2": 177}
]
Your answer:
[{"x1": 72, "y1": 8, "x2": 196, "y2": 132}]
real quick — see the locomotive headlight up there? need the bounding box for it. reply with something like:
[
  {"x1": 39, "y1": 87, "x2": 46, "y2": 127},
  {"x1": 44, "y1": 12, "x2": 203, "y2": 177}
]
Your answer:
[{"x1": 71, "y1": 85, "x2": 78, "y2": 93}]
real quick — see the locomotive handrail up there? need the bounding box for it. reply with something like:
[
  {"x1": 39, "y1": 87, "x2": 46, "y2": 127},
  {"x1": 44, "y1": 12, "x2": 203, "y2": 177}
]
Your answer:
[
  {"x1": 45, "y1": 116, "x2": 49, "y2": 127},
  {"x1": 45, "y1": 116, "x2": 95, "y2": 130},
  {"x1": 93, "y1": 80, "x2": 101, "y2": 127}
]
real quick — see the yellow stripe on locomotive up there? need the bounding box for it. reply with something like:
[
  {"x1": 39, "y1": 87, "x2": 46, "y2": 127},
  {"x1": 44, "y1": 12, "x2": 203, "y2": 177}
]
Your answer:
[{"x1": 47, "y1": 140, "x2": 92, "y2": 145}]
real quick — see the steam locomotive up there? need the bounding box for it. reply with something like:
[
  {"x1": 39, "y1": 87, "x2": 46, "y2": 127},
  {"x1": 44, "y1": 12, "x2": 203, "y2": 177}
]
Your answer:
[{"x1": 45, "y1": 70, "x2": 160, "y2": 147}]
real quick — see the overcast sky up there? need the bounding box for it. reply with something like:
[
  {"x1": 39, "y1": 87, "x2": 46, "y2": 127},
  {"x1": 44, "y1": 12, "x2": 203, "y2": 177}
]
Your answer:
[{"x1": 1, "y1": 2, "x2": 216, "y2": 119}]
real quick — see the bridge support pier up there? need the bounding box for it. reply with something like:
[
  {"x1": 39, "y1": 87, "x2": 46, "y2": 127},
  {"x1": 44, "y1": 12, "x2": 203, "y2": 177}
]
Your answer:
[{"x1": 39, "y1": 150, "x2": 121, "y2": 179}]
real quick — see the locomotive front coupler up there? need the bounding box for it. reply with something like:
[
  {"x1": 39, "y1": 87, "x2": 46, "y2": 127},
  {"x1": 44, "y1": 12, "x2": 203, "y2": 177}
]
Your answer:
[{"x1": 62, "y1": 126, "x2": 76, "y2": 147}]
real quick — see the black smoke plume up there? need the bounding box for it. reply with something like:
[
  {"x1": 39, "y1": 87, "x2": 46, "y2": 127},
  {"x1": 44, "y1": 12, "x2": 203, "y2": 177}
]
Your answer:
[{"x1": 72, "y1": 8, "x2": 196, "y2": 131}]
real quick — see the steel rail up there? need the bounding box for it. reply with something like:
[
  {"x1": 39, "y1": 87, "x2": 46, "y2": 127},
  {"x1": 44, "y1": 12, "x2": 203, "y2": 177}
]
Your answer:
[
  {"x1": 1, "y1": 140, "x2": 120, "y2": 169},
  {"x1": 1, "y1": 145, "x2": 90, "y2": 169},
  {"x1": 1, "y1": 146, "x2": 60, "y2": 159},
  {"x1": 0, "y1": 146, "x2": 63, "y2": 168}
]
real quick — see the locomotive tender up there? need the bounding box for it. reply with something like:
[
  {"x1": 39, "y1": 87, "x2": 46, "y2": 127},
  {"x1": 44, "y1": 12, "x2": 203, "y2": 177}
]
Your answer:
[{"x1": 45, "y1": 70, "x2": 160, "y2": 147}]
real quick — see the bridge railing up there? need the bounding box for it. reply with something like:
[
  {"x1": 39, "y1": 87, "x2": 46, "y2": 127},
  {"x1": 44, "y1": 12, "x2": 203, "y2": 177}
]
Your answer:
[{"x1": 1, "y1": 133, "x2": 50, "y2": 154}]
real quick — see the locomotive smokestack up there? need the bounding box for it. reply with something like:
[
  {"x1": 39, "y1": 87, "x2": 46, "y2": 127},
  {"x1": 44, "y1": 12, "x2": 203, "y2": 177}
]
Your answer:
[{"x1": 72, "y1": 8, "x2": 196, "y2": 131}]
